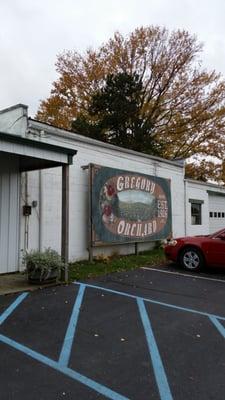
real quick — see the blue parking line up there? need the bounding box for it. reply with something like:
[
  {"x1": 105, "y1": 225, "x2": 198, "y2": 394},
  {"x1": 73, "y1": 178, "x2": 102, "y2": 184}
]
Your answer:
[
  {"x1": 0, "y1": 292, "x2": 28, "y2": 325},
  {"x1": 58, "y1": 284, "x2": 85, "y2": 367},
  {"x1": 0, "y1": 334, "x2": 130, "y2": 400},
  {"x1": 137, "y1": 298, "x2": 173, "y2": 400},
  {"x1": 74, "y1": 282, "x2": 225, "y2": 321},
  {"x1": 209, "y1": 316, "x2": 225, "y2": 339}
]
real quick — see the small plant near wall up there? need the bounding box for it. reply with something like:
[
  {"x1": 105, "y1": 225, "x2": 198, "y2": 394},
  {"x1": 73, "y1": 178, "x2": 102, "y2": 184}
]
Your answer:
[{"x1": 24, "y1": 248, "x2": 66, "y2": 284}]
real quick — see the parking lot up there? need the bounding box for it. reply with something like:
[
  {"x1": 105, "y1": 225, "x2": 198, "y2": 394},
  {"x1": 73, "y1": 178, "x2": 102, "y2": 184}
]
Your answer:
[{"x1": 0, "y1": 266, "x2": 225, "y2": 400}]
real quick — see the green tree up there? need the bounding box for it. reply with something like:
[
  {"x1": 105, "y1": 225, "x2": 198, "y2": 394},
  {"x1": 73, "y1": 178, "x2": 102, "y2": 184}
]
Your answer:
[{"x1": 72, "y1": 72, "x2": 162, "y2": 154}]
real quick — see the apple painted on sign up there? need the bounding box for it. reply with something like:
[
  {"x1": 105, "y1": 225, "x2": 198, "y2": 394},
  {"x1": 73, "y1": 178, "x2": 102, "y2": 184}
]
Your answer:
[{"x1": 91, "y1": 165, "x2": 172, "y2": 245}]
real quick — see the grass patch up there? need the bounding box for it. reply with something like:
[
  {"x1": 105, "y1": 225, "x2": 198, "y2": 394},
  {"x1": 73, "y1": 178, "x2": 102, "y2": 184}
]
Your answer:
[{"x1": 69, "y1": 247, "x2": 166, "y2": 281}]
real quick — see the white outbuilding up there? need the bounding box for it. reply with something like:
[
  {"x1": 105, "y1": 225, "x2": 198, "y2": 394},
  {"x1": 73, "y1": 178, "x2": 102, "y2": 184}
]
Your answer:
[
  {"x1": 184, "y1": 179, "x2": 225, "y2": 236},
  {"x1": 0, "y1": 104, "x2": 224, "y2": 274}
]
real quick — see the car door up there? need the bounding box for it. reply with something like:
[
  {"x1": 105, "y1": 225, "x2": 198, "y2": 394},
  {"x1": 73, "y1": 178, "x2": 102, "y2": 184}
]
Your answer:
[{"x1": 204, "y1": 232, "x2": 225, "y2": 267}]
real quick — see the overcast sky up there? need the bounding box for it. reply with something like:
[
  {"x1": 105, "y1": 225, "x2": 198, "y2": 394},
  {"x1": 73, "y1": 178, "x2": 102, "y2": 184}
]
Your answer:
[{"x1": 1, "y1": 0, "x2": 225, "y2": 117}]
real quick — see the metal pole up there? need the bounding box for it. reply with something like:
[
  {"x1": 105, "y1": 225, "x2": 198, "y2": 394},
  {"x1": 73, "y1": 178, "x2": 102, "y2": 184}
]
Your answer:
[
  {"x1": 88, "y1": 164, "x2": 93, "y2": 262},
  {"x1": 135, "y1": 242, "x2": 138, "y2": 256},
  {"x1": 61, "y1": 165, "x2": 69, "y2": 282}
]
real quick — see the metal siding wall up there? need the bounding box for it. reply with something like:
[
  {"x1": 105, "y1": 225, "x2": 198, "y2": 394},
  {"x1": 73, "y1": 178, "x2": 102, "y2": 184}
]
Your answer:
[{"x1": 0, "y1": 154, "x2": 20, "y2": 273}]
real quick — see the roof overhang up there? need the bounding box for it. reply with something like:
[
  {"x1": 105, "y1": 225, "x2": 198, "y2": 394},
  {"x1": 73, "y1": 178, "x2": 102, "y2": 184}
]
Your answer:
[{"x1": 0, "y1": 131, "x2": 77, "y2": 172}]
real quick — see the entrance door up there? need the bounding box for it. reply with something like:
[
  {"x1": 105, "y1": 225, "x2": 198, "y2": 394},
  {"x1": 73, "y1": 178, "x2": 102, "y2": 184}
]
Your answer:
[{"x1": 0, "y1": 154, "x2": 20, "y2": 273}]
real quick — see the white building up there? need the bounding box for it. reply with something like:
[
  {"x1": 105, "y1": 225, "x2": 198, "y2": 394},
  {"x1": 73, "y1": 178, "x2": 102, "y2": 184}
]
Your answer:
[
  {"x1": 0, "y1": 104, "x2": 224, "y2": 274},
  {"x1": 185, "y1": 179, "x2": 225, "y2": 236}
]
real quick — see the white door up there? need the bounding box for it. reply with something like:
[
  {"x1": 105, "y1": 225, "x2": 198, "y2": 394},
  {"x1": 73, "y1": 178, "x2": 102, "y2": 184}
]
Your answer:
[
  {"x1": 0, "y1": 154, "x2": 20, "y2": 273},
  {"x1": 208, "y1": 194, "x2": 225, "y2": 233}
]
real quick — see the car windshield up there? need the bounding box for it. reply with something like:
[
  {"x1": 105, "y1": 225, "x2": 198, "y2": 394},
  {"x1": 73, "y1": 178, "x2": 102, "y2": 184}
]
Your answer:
[{"x1": 209, "y1": 228, "x2": 225, "y2": 238}]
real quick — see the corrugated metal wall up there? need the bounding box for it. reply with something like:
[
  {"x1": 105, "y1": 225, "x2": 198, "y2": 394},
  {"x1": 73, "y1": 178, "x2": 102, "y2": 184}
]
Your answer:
[{"x1": 0, "y1": 154, "x2": 20, "y2": 273}]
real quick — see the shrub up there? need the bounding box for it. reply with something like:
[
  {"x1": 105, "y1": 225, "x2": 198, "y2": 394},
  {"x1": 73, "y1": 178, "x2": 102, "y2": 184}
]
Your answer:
[{"x1": 24, "y1": 248, "x2": 66, "y2": 283}]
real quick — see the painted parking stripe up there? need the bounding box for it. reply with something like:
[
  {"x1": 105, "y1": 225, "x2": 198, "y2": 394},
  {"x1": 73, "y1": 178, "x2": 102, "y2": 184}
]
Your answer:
[
  {"x1": 137, "y1": 298, "x2": 173, "y2": 400},
  {"x1": 142, "y1": 267, "x2": 225, "y2": 284},
  {"x1": 59, "y1": 284, "x2": 85, "y2": 367},
  {"x1": 0, "y1": 334, "x2": 129, "y2": 400},
  {"x1": 0, "y1": 292, "x2": 28, "y2": 325},
  {"x1": 209, "y1": 316, "x2": 225, "y2": 339},
  {"x1": 73, "y1": 282, "x2": 225, "y2": 321}
]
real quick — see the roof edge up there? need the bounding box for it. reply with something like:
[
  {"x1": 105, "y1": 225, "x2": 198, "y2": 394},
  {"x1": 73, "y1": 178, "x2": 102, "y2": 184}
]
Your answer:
[
  {"x1": 185, "y1": 178, "x2": 225, "y2": 190},
  {"x1": 0, "y1": 130, "x2": 77, "y2": 157},
  {"x1": 29, "y1": 118, "x2": 184, "y2": 169},
  {"x1": 0, "y1": 103, "x2": 28, "y2": 115}
]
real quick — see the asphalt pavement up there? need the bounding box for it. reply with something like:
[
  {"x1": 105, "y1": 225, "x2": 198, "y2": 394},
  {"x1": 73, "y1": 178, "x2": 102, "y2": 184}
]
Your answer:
[{"x1": 0, "y1": 266, "x2": 224, "y2": 400}]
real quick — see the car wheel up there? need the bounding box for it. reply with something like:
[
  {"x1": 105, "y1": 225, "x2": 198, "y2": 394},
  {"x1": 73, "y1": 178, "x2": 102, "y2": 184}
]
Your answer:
[{"x1": 179, "y1": 247, "x2": 204, "y2": 271}]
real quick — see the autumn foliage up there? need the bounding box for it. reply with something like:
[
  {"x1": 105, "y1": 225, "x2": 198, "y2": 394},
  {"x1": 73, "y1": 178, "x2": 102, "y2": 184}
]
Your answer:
[
  {"x1": 36, "y1": 26, "x2": 225, "y2": 183},
  {"x1": 185, "y1": 159, "x2": 225, "y2": 183}
]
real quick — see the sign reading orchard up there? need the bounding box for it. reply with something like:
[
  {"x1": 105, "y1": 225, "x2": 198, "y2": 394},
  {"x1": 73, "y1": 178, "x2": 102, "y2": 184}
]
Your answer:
[{"x1": 90, "y1": 164, "x2": 172, "y2": 246}]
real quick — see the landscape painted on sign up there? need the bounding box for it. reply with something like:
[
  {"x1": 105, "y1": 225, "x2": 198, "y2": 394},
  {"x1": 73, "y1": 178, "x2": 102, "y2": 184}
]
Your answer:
[
  {"x1": 101, "y1": 188, "x2": 156, "y2": 221},
  {"x1": 91, "y1": 165, "x2": 171, "y2": 245}
]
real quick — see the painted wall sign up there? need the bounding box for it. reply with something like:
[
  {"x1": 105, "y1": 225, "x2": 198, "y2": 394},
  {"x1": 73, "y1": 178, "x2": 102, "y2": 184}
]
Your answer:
[{"x1": 90, "y1": 164, "x2": 172, "y2": 246}]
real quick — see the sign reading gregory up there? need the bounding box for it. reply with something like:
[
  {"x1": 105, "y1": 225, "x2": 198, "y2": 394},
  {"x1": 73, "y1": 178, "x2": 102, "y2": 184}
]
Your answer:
[{"x1": 90, "y1": 164, "x2": 172, "y2": 246}]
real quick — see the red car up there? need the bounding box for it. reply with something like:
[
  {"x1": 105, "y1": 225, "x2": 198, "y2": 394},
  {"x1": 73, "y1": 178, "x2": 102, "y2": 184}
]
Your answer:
[{"x1": 164, "y1": 228, "x2": 225, "y2": 271}]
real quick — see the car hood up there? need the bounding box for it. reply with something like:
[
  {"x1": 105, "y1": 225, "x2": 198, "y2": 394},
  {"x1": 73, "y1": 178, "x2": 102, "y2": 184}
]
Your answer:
[{"x1": 175, "y1": 235, "x2": 209, "y2": 242}]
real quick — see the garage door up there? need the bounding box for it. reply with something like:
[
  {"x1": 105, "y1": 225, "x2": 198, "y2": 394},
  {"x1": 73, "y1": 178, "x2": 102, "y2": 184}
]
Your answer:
[{"x1": 208, "y1": 194, "x2": 225, "y2": 233}]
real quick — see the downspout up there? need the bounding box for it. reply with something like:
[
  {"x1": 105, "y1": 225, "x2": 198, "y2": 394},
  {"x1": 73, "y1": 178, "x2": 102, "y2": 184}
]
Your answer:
[
  {"x1": 184, "y1": 179, "x2": 187, "y2": 236},
  {"x1": 24, "y1": 172, "x2": 29, "y2": 252},
  {"x1": 38, "y1": 170, "x2": 43, "y2": 251}
]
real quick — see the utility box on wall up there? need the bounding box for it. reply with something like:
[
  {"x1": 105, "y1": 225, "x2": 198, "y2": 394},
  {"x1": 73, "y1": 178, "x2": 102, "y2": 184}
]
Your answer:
[{"x1": 23, "y1": 205, "x2": 32, "y2": 216}]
